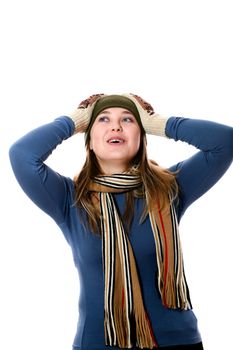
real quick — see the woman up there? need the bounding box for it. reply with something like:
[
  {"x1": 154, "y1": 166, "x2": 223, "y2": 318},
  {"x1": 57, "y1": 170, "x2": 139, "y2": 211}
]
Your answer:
[{"x1": 9, "y1": 93, "x2": 233, "y2": 349}]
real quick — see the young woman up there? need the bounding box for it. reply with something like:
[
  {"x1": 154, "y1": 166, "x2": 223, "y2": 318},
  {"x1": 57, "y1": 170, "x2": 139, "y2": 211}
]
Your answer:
[{"x1": 9, "y1": 93, "x2": 233, "y2": 349}]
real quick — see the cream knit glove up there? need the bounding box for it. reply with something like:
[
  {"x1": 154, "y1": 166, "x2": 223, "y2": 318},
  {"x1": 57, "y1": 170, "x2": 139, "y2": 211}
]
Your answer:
[
  {"x1": 123, "y1": 93, "x2": 169, "y2": 137},
  {"x1": 68, "y1": 94, "x2": 105, "y2": 133}
]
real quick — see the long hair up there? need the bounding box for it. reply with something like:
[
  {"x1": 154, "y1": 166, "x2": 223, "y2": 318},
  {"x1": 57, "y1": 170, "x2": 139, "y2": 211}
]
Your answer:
[{"x1": 74, "y1": 130, "x2": 179, "y2": 234}]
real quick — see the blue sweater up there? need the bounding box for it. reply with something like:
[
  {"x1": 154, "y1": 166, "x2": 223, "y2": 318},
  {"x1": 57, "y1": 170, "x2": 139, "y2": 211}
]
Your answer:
[{"x1": 9, "y1": 117, "x2": 233, "y2": 348}]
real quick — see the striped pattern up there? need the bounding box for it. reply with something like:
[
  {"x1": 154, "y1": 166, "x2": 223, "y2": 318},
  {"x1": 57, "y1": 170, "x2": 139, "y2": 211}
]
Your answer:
[
  {"x1": 100, "y1": 191, "x2": 133, "y2": 347},
  {"x1": 92, "y1": 174, "x2": 191, "y2": 348},
  {"x1": 148, "y1": 196, "x2": 192, "y2": 309},
  {"x1": 170, "y1": 203, "x2": 192, "y2": 309},
  {"x1": 94, "y1": 174, "x2": 142, "y2": 189}
]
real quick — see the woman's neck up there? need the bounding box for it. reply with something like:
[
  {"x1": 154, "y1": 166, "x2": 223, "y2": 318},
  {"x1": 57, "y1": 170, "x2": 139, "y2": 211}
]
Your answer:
[{"x1": 98, "y1": 160, "x2": 129, "y2": 175}]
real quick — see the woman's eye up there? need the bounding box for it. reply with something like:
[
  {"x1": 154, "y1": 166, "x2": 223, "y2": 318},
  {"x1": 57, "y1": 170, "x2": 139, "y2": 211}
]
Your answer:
[
  {"x1": 122, "y1": 117, "x2": 134, "y2": 122},
  {"x1": 98, "y1": 116, "x2": 109, "y2": 122}
]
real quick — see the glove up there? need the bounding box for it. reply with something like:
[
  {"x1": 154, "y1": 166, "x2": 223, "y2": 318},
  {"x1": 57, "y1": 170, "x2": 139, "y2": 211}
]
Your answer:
[
  {"x1": 122, "y1": 93, "x2": 169, "y2": 137},
  {"x1": 68, "y1": 94, "x2": 105, "y2": 133}
]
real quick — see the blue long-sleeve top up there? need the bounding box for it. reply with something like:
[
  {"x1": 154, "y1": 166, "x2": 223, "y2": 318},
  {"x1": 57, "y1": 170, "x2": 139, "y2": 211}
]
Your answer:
[{"x1": 9, "y1": 117, "x2": 233, "y2": 349}]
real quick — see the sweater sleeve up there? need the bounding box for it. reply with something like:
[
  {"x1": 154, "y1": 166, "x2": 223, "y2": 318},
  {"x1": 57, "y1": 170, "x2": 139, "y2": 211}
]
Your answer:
[
  {"x1": 9, "y1": 116, "x2": 76, "y2": 224},
  {"x1": 166, "y1": 117, "x2": 233, "y2": 218}
]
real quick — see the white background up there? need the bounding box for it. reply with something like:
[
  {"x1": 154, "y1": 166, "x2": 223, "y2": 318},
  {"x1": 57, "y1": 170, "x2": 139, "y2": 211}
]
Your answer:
[{"x1": 1, "y1": 1, "x2": 232, "y2": 349}]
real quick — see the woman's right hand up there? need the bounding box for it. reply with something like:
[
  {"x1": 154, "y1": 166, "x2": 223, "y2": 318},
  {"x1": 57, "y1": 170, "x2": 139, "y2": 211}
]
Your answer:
[{"x1": 68, "y1": 94, "x2": 104, "y2": 133}]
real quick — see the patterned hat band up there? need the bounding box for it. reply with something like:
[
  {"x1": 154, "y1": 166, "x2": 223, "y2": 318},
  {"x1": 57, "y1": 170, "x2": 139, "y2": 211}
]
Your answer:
[{"x1": 85, "y1": 95, "x2": 144, "y2": 142}]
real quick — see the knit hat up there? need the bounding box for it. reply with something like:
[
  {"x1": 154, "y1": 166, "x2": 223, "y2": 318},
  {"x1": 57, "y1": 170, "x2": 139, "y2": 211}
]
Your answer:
[{"x1": 85, "y1": 95, "x2": 144, "y2": 143}]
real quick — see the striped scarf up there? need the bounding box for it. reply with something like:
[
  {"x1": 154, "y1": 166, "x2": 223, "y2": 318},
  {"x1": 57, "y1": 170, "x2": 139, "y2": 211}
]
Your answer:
[{"x1": 90, "y1": 173, "x2": 191, "y2": 349}]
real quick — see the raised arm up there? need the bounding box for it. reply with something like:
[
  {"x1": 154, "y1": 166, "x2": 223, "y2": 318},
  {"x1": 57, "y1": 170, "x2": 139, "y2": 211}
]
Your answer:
[
  {"x1": 9, "y1": 94, "x2": 107, "y2": 224},
  {"x1": 9, "y1": 117, "x2": 76, "y2": 224},
  {"x1": 166, "y1": 117, "x2": 233, "y2": 217},
  {"x1": 124, "y1": 94, "x2": 233, "y2": 217}
]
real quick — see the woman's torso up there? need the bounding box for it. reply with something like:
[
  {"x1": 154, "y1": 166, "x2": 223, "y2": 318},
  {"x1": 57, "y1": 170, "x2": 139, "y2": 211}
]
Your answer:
[{"x1": 62, "y1": 183, "x2": 201, "y2": 349}]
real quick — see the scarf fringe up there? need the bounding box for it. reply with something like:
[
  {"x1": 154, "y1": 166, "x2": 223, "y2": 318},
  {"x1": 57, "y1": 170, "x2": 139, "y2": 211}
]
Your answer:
[
  {"x1": 162, "y1": 273, "x2": 190, "y2": 310},
  {"x1": 162, "y1": 272, "x2": 177, "y2": 308},
  {"x1": 134, "y1": 311, "x2": 157, "y2": 349},
  {"x1": 113, "y1": 306, "x2": 131, "y2": 348},
  {"x1": 111, "y1": 305, "x2": 157, "y2": 349}
]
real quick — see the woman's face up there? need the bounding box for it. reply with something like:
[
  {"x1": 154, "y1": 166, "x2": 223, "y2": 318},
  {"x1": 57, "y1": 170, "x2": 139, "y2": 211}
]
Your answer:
[{"x1": 89, "y1": 107, "x2": 141, "y2": 174}]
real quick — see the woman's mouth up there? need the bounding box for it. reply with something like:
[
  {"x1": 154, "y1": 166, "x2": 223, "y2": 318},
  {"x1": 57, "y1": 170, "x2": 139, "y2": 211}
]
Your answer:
[{"x1": 107, "y1": 137, "x2": 125, "y2": 144}]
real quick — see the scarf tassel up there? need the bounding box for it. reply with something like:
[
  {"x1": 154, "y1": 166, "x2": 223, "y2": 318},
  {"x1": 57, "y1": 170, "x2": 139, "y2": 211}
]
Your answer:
[
  {"x1": 113, "y1": 305, "x2": 131, "y2": 348},
  {"x1": 162, "y1": 272, "x2": 190, "y2": 310},
  {"x1": 162, "y1": 272, "x2": 177, "y2": 308},
  {"x1": 134, "y1": 311, "x2": 158, "y2": 349},
  {"x1": 111, "y1": 305, "x2": 157, "y2": 349}
]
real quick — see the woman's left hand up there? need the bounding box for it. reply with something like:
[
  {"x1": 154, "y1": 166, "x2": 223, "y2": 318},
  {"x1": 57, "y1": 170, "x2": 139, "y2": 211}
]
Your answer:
[{"x1": 123, "y1": 93, "x2": 168, "y2": 137}]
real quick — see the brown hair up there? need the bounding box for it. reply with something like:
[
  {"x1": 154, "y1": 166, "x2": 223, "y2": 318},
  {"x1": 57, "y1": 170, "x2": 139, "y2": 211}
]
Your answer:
[{"x1": 74, "y1": 131, "x2": 179, "y2": 234}]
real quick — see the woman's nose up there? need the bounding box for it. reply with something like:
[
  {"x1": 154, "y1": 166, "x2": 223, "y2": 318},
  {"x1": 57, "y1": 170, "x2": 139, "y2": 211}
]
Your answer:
[{"x1": 111, "y1": 122, "x2": 122, "y2": 131}]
